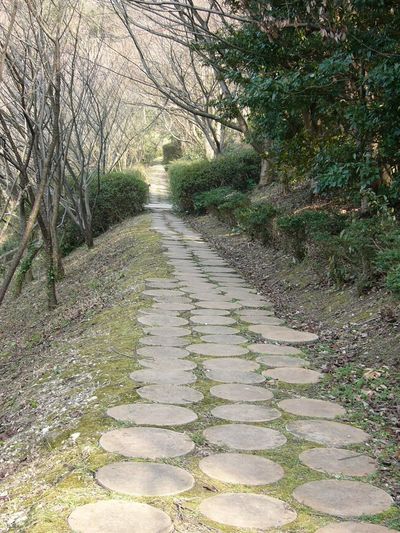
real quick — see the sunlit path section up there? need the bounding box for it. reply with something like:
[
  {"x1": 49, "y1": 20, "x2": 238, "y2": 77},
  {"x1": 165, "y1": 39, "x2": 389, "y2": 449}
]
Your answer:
[{"x1": 146, "y1": 161, "x2": 172, "y2": 210}]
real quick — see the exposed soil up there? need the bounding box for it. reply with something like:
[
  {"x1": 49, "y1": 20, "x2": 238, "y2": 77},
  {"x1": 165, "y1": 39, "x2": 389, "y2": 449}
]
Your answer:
[{"x1": 188, "y1": 213, "x2": 400, "y2": 501}]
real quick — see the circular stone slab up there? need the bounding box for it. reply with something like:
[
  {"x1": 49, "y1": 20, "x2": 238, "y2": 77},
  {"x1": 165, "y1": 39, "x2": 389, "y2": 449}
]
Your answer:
[
  {"x1": 293, "y1": 480, "x2": 393, "y2": 517},
  {"x1": 204, "y1": 424, "x2": 286, "y2": 450},
  {"x1": 139, "y1": 359, "x2": 196, "y2": 371},
  {"x1": 257, "y1": 355, "x2": 309, "y2": 368},
  {"x1": 249, "y1": 325, "x2": 318, "y2": 344},
  {"x1": 278, "y1": 398, "x2": 345, "y2": 418},
  {"x1": 203, "y1": 358, "x2": 259, "y2": 372},
  {"x1": 199, "y1": 493, "x2": 297, "y2": 529},
  {"x1": 106, "y1": 403, "x2": 198, "y2": 426},
  {"x1": 153, "y1": 303, "x2": 195, "y2": 311},
  {"x1": 191, "y1": 309, "x2": 230, "y2": 316},
  {"x1": 199, "y1": 453, "x2": 284, "y2": 485},
  {"x1": 206, "y1": 369, "x2": 265, "y2": 384},
  {"x1": 137, "y1": 384, "x2": 203, "y2": 404},
  {"x1": 264, "y1": 367, "x2": 322, "y2": 384},
  {"x1": 211, "y1": 404, "x2": 281, "y2": 423},
  {"x1": 137, "y1": 346, "x2": 189, "y2": 358},
  {"x1": 100, "y1": 427, "x2": 194, "y2": 458},
  {"x1": 130, "y1": 369, "x2": 196, "y2": 385},
  {"x1": 143, "y1": 289, "x2": 184, "y2": 298},
  {"x1": 200, "y1": 334, "x2": 247, "y2": 345},
  {"x1": 140, "y1": 336, "x2": 188, "y2": 347},
  {"x1": 196, "y1": 301, "x2": 241, "y2": 310},
  {"x1": 316, "y1": 522, "x2": 398, "y2": 533},
  {"x1": 144, "y1": 327, "x2": 191, "y2": 337},
  {"x1": 287, "y1": 420, "x2": 369, "y2": 446},
  {"x1": 190, "y1": 315, "x2": 236, "y2": 325},
  {"x1": 299, "y1": 447, "x2": 377, "y2": 476},
  {"x1": 68, "y1": 501, "x2": 173, "y2": 533},
  {"x1": 187, "y1": 344, "x2": 248, "y2": 357},
  {"x1": 244, "y1": 317, "x2": 285, "y2": 326},
  {"x1": 210, "y1": 384, "x2": 273, "y2": 402},
  {"x1": 238, "y1": 311, "x2": 274, "y2": 321},
  {"x1": 249, "y1": 343, "x2": 304, "y2": 355},
  {"x1": 96, "y1": 462, "x2": 194, "y2": 496},
  {"x1": 193, "y1": 326, "x2": 240, "y2": 335},
  {"x1": 138, "y1": 315, "x2": 188, "y2": 327}
]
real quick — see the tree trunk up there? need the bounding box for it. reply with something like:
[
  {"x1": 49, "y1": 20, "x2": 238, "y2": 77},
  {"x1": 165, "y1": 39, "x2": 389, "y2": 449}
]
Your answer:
[
  {"x1": 44, "y1": 240, "x2": 57, "y2": 310},
  {"x1": 258, "y1": 154, "x2": 275, "y2": 187}
]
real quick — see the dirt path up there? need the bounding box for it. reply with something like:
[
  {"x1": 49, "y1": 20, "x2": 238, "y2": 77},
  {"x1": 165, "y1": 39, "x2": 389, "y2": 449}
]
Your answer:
[{"x1": 66, "y1": 164, "x2": 397, "y2": 532}]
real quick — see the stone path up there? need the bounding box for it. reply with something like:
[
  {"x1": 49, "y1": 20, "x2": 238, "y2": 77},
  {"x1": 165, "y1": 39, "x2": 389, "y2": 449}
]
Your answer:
[{"x1": 68, "y1": 164, "x2": 395, "y2": 532}]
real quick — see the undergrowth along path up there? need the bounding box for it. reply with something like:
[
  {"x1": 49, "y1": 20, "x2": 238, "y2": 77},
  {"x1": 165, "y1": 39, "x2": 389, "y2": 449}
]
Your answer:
[{"x1": 67, "y1": 163, "x2": 398, "y2": 532}]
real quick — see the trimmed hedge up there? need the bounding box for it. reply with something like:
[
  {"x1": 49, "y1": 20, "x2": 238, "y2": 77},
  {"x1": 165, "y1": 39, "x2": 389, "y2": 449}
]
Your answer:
[
  {"x1": 236, "y1": 204, "x2": 278, "y2": 243},
  {"x1": 91, "y1": 171, "x2": 149, "y2": 235},
  {"x1": 60, "y1": 170, "x2": 148, "y2": 255},
  {"x1": 169, "y1": 147, "x2": 260, "y2": 212}
]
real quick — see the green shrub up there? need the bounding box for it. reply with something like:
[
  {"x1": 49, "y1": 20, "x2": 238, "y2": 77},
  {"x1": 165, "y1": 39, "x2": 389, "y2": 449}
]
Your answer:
[
  {"x1": 169, "y1": 146, "x2": 260, "y2": 212},
  {"x1": 60, "y1": 170, "x2": 148, "y2": 255},
  {"x1": 236, "y1": 204, "x2": 278, "y2": 243},
  {"x1": 277, "y1": 210, "x2": 347, "y2": 261},
  {"x1": 194, "y1": 187, "x2": 249, "y2": 224},
  {"x1": 385, "y1": 265, "x2": 400, "y2": 296},
  {"x1": 162, "y1": 141, "x2": 182, "y2": 164},
  {"x1": 90, "y1": 171, "x2": 149, "y2": 236},
  {"x1": 194, "y1": 187, "x2": 235, "y2": 213}
]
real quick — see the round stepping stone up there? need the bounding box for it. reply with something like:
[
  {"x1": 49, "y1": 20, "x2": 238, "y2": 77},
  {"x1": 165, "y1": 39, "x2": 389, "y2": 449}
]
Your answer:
[
  {"x1": 257, "y1": 355, "x2": 309, "y2": 368},
  {"x1": 203, "y1": 358, "x2": 259, "y2": 372},
  {"x1": 193, "y1": 326, "x2": 239, "y2": 335},
  {"x1": 204, "y1": 424, "x2": 286, "y2": 450},
  {"x1": 293, "y1": 480, "x2": 393, "y2": 517},
  {"x1": 316, "y1": 522, "x2": 398, "y2": 533},
  {"x1": 130, "y1": 369, "x2": 196, "y2": 385},
  {"x1": 187, "y1": 343, "x2": 248, "y2": 357},
  {"x1": 143, "y1": 289, "x2": 184, "y2": 298},
  {"x1": 211, "y1": 404, "x2": 281, "y2": 422},
  {"x1": 139, "y1": 359, "x2": 196, "y2": 371},
  {"x1": 199, "y1": 453, "x2": 284, "y2": 485},
  {"x1": 190, "y1": 315, "x2": 236, "y2": 326},
  {"x1": 249, "y1": 325, "x2": 318, "y2": 344},
  {"x1": 96, "y1": 462, "x2": 194, "y2": 496},
  {"x1": 146, "y1": 282, "x2": 179, "y2": 289},
  {"x1": 264, "y1": 367, "x2": 322, "y2": 384},
  {"x1": 278, "y1": 398, "x2": 345, "y2": 418},
  {"x1": 200, "y1": 334, "x2": 247, "y2": 345},
  {"x1": 137, "y1": 346, "x2": 189, "y2": 358},
  {"x1": 68, "y1": 501, "x2": 173, "y2": 533},
  {"x1": 138, "y1": 315, "x2": 188, "y2": 327},
  {"x1": 146, "y1": 277, "x2": 178, "y2": 284},
  {"x1": 206, "y1": 369, "x2": 265, "y2": 384},
  {"x1": 106, "y1": 403, "x2": 197, "y2": 426},
  {"x1": 144, "y1": 326, "x2": 191, "y2": 337},
  {"x1": 137, "y1": 384, "x2": 203, "y2": 404},
  {"x1": 243, "y1": 317, "x2": 284, "y2": 326},
  {"x1": 299, "y1": 448, "x2": 377, "y2": 476},
  {"x1": 100, "y1": 427, "x2": 194, "y2": 458},
  {"x1": 210, "y1": 384, "x2": 273, "y2": 402},
  {"x1": 153, "y1": 303, "x2": 195, "y2": 311},
  {"x1": 199, "y1": 493, "x2": 297, "y2": 529},
  {"x1": 249, "y1": 343, "x2": 304, "y2": 355},
  {"x1": 238, "y1": 311, "x2": 274, "y2": 320},
  {"x1": 191, "y1": 309, "x2": 230, "y2": 316},
  {"x1": 287, "y1": 420, "x2": 369, "y2": 446},
  {"x1": 237, "y1": 300, "x2": 272, "y2": 308},
  {"x1": 139, "y1": 336, "x2": 188, "y2": 347},
  {"x1": 197, "y1": 301, "x2": 241, "y2": 310},
  {"x1": 191, "y1": 293, "x2": 232, "y2": 302}
]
